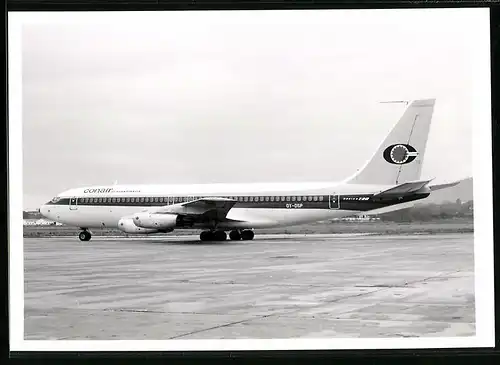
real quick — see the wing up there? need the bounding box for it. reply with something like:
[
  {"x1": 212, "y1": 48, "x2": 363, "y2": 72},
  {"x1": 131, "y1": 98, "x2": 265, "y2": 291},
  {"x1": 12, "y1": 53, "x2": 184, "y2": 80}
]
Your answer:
[{"x1": 150, "y1": 197, "x2": 237, "y2": 221}]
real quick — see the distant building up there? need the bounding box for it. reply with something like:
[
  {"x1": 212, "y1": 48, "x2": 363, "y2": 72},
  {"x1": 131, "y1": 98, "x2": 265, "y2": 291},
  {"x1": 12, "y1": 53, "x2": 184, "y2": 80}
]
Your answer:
[{"x1": 330, "y1": 215, "x2": 380, "y2": 222}]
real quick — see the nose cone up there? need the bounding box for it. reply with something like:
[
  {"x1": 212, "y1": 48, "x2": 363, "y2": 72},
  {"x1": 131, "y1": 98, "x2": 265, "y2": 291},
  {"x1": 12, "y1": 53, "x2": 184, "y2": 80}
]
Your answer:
[{"x1": 39, "y1": 204, "x2": 50, "y2": 219}]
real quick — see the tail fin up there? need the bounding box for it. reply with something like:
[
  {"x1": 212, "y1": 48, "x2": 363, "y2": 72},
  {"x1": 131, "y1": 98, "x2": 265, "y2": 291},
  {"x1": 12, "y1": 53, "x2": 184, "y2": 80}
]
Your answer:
[{"x1": 347, "y1": 99, "x2": 435, "y2": 185}]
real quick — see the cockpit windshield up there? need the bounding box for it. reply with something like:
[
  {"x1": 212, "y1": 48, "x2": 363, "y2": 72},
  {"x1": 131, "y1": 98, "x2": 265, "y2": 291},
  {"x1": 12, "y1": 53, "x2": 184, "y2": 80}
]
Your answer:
[{"x1": 50, "y1": 196, "x2": 61, "y2": 203}]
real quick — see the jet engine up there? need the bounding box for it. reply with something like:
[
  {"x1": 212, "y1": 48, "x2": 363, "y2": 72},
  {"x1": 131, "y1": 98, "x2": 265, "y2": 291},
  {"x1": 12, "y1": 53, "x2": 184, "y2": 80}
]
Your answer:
[
  {"x1": 133, "y1": 212, "x2": 179, "y2": 230},
  {"x1": 118, "y1": 218, "x2": 158, "y2": 234}
]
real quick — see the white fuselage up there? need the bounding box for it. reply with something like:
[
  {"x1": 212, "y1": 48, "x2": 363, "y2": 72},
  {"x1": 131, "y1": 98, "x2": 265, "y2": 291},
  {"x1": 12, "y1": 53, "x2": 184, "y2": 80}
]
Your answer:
[{"x1": 40, "y1": 181, "x2": 403, "y2": 231}]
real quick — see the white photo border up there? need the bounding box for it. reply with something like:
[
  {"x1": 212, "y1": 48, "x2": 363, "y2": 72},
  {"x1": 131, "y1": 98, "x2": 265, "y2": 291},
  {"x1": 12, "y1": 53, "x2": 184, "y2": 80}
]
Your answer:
[{"x1": 8, "y1": 9, "x2": 495, "y2": 351}]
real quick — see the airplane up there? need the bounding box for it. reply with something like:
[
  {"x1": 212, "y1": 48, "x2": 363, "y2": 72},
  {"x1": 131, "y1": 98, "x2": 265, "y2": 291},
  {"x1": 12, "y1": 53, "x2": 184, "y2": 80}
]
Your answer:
[{"x1": 40, "y1": 99, "x2": 462, "y2": 242}]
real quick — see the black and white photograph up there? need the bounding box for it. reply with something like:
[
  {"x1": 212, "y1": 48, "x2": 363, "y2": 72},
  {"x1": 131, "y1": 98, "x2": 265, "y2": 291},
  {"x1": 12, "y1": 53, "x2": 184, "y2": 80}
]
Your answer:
[{"x1": 9, "y1": 8, "x2": 494, "y2": 351}]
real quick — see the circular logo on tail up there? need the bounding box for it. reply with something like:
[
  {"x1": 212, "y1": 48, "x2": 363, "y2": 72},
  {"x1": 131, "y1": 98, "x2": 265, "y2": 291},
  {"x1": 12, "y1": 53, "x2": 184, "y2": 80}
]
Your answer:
[{"x1": 383, "y1": 144, "x2": 419, "y2": 164}]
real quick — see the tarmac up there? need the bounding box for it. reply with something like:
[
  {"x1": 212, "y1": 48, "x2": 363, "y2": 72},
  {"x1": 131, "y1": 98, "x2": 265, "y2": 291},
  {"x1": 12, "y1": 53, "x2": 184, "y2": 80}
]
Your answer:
[{"x1": 23, "y1": 233, "x2": 475, "y2": 340}]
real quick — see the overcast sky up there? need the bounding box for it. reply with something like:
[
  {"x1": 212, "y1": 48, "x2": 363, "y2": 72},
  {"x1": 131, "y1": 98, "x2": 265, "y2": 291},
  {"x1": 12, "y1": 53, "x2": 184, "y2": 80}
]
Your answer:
[{"x1": 18, "y1": 9, "x2": 488, "y2": 210}]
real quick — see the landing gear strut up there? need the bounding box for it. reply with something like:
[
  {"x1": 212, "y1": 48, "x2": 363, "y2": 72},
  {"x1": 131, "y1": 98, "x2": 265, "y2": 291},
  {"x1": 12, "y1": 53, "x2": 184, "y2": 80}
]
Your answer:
[{"x1": 78, "y1": 229, "x2": 91, "y2": 242}]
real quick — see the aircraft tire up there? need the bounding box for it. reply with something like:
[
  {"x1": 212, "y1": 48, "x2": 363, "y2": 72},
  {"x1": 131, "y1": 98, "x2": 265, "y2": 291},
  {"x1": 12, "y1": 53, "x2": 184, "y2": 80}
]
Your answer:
[
  {"x1": 229, "y1": 230, "x2": 241, "y2": 241},
  {"x1": 200, "y1": 231, "x2": 216, "y2": 241},
  {"x1": 241, "y1": 230, "x2": 254, "y2": 241},
  {"x1": 79, "y1": 231, "x2": 91, "y2": 241},
  {"x1": 214, "y1": 230, "x2": 227, "y2": 241}
]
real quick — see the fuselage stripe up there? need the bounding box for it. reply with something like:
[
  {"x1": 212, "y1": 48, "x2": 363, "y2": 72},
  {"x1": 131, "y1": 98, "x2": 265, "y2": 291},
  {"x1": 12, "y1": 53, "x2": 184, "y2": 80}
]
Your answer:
[{"x1": 46, "y1": 193, "x2": 428, "y2": 212}]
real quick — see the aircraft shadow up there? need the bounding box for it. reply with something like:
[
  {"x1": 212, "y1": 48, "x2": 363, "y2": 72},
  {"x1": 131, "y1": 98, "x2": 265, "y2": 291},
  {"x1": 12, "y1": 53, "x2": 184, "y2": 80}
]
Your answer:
[{"x1": 120, "y1": 239, "x2": 246, "y2": 246}]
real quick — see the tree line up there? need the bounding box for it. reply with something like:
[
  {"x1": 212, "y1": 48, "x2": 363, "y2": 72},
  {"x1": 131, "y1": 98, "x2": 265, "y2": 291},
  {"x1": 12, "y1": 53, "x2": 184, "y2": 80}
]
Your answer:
[{"x1": 378, "y1": 199, "x2": 473, "y2": 222}]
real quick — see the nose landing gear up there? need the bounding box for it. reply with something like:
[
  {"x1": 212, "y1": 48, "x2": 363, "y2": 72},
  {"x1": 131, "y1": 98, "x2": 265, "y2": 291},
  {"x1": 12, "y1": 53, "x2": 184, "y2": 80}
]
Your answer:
[{"x1": 78, "y1": 229, "x2": 91, "y2": 242}]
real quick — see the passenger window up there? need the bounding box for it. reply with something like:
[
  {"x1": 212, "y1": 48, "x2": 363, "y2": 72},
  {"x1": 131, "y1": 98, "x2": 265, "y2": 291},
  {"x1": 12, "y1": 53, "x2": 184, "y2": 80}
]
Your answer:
[
  {"x1": 313, "y1": 196, "x2": 318, "y2": 201},
  {"x1": 244, "y1": 196, "x2": 248, "y2": 202},
  {"x1": 308, "y1": 196, "x2": 313, "y2": 202},
  {"x1": 265, "y1": 196, "x2": 269, "y2": 202},
  {"x1": 319, "y1": 196, "x2": 324, "y2": 201},
  {"x1": 270, "y1": 196, "x2": 274, "y2": 202},
  {"x1": 286, "y1": 196, "x2": 290, "y2": 202},
  {"x1": 154, "y1": 197, "x2": 159, "y2": 203},
  {"x1": 302, "y1": 196, "x2": 307, "y2": 201},
  {"x1": 140, "y1": 197, "x2": 144, "y2": 203},
  {"x1": 297, "y1": 196, "x2": 302, "y2": 202}
]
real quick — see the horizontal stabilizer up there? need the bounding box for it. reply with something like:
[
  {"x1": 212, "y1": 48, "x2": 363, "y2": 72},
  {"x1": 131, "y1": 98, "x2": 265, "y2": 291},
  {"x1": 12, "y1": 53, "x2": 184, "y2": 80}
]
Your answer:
[
  {"x1": 429, "y1": 179, "x2": 463, "y2": 191},
  {"x1": 373, "y1": 179, "x2": 433, "y2": 197}
]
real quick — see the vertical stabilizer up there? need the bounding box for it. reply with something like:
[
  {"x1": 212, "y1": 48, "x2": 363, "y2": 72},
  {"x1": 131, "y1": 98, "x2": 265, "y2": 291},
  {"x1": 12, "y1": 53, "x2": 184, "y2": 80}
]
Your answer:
[{"x1": 348, "y1": 99, "x2": 435, "y2": 185}]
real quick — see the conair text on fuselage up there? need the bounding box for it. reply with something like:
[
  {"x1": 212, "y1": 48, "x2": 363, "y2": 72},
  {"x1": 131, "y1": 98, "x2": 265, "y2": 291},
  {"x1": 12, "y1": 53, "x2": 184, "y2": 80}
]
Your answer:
[{"x1": 83, "y1": 188, "x2": 114, "y2": 193}]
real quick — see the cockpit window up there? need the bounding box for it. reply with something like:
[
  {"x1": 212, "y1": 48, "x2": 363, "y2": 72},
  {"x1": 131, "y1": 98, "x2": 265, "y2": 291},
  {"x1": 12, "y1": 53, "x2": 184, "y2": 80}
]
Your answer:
[{"x1": 51, "y1": 197, "x2": 60, "y2": 203}]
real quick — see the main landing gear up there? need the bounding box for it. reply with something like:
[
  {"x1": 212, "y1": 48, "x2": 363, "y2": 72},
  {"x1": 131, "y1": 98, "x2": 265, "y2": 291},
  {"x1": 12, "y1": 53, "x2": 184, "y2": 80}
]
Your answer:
[
  {"x1": 199, "y1": 230, "x2": 254, "y2": 242},
  {"x1": 78, "y1": 229, "x2": 91, "y2": 242}
]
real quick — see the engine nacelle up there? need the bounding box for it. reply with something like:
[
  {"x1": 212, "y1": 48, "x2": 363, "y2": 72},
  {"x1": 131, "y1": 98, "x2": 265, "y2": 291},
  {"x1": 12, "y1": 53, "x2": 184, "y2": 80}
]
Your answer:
[
  {"x1": 133, "y1": 212, "x2": 179, "y2": 230},
  {"x1": 118, "y1": 218, "x2": 158, "y2": 234}
]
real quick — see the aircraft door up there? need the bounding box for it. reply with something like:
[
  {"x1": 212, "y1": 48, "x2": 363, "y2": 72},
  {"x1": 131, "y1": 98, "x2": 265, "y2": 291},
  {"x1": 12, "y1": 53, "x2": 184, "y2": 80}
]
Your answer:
[
  {"x1": 69, "y1": 197, "x2": 78, "y2": 210},
  {"x1": 329, "y1": 194, "x2": 340, "y2": 209}
]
